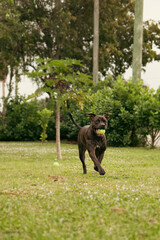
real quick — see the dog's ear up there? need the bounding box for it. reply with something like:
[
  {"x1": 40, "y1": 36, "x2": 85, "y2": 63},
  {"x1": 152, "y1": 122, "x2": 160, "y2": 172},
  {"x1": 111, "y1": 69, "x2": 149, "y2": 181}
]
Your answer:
[
  {"x1": 104, "y1": 113, "x2": 112, "y2": 120},
  {"x1": 86, "y1": 112, "x2": 96, "y2": 121}
]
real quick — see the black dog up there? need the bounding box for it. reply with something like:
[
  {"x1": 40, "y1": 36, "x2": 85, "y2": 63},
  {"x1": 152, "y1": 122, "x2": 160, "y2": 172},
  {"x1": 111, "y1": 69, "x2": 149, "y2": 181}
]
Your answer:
[{"x1": 69, "y1": 113, "x2": 111, "y2": 175}]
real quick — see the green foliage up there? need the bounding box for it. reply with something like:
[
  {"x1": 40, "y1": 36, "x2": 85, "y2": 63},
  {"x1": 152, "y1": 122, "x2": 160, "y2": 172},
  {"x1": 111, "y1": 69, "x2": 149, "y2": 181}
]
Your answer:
[
  {"x1": 0, "y1": 97, "x2": 42, "y2": 141},
  {"x1": 143, "y1": 20, "x2": 160, "y2": 65},
  {"x1": 26, "y1": 58, "x2": 92, "y2": 108},
  {"x1": 80, "y1": 77, "x2": 139, "y2": 146},
  {"x1": 134, "y1": 87, "x2": 160, "y2": 148},
  {"x1": 37, "y1": 108, "x2": 53, "y2": 142},
  {"x1": 0, "y1": 0, "x2": 29, "y2": 73}
]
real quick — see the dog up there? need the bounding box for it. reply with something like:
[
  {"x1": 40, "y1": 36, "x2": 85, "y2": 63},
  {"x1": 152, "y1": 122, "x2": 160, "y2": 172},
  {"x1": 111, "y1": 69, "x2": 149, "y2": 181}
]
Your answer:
[{"x1": 69, "y1": 112, "x2": 111, "y2": 175}]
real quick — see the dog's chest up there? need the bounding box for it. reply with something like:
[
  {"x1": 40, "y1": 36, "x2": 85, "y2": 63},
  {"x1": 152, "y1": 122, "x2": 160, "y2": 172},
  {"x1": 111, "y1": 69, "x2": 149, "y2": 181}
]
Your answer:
[
  {"x1": 96, "y1": 143, "x2": 101, "y2": 149},
  {"x1": 95, "y1": 138, "x2": 106, "y2": 150}
]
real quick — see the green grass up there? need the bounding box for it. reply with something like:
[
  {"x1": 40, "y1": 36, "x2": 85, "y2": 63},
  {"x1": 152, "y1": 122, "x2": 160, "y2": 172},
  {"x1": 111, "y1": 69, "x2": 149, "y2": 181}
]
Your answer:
[{"x1": 0, "y1": 142, "x2": 160, "y2": 240}]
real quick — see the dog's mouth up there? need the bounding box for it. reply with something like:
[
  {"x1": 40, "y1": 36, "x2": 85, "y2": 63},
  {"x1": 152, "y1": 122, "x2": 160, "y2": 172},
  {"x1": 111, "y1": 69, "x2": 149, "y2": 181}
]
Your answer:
[{"x1": 96, "y1": 129, "x2": 105, "y2": 136}]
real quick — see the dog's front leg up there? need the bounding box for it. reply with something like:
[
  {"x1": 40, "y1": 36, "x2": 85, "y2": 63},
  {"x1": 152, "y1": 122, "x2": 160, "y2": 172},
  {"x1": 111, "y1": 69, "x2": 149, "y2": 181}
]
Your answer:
[
  {"x1": 88, "y1": 149, "x2": 105, "y2": 175},
  {"x1": 99, "y1": 152, "x2": 104, "y2": 164},
  {"x1": 95, "y1": 148, "x2": 105, "y2": 164},
  {"x1": 94, "y1": 149, "x2": 105, "y2": 172}
]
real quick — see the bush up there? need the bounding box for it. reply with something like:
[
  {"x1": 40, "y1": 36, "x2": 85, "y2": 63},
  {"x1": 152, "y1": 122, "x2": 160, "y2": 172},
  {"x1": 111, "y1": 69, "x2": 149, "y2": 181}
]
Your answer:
[
  {"x1": 1, "y1": 78, "x2": 160, "y2": 147},
  {"x1": 0, "y1": 97, "x2": 42, "y2": 141},
  {"x1": 76, "y1": 77, "x2": 160, "y2": 147}
]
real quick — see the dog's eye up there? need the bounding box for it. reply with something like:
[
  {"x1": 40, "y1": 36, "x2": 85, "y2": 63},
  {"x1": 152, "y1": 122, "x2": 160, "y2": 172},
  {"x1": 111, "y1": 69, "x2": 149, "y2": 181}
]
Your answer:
[{"x1": 96, "y1": 120, "x2": 100, "y2": 123}]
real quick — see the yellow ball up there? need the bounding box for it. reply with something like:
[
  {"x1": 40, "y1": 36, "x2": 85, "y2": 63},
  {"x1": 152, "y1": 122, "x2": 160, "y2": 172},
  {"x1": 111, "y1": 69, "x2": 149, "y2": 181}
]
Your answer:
[
  {"x1": 53, "y1": 162, "x2": 60, "y2": 166},
  {"x1": 97, "y1": 129, "x2": 105, "y2": 135}
]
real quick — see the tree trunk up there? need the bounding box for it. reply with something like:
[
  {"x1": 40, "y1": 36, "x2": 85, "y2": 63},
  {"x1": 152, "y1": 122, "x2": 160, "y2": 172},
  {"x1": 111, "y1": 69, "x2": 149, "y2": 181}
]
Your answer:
[
  {"x1": 2, "y1": 74, "x2": 7, "y2": 123},
  {"x1": 132, "y1": 0, "x2": 144, "y2": 83},
  {"x1": 2, "y1": 68, "x2": 13, "y2": 123},
  {"x1": 2, "y1": 78, "x2": 5, "y2": 100},
  {"x1": 93, "y1": 0, "x2": 99, "y2": 85},
  {"x1": 150, "y1": 128, "x2": 155, "y2": 149},
  {"x1": 56, "y1": 101, "x2": 62, "y2": 159},
  {"x1": 15, "y1": 68, "x2": 20, "y2": 99}
]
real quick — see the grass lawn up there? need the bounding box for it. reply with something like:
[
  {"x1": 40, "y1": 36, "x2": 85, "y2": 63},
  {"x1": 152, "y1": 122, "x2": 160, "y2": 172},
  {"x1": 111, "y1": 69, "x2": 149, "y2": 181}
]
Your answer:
[{"x1": 0, "y1": 142, "x2": 160, "y2": 240}]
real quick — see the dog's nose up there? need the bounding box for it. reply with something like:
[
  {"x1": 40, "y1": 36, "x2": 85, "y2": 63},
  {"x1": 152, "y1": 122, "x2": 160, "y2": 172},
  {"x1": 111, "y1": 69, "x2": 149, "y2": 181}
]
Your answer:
[{"x1": 100, "y1": 124, "x2": 105, "y2": 129}]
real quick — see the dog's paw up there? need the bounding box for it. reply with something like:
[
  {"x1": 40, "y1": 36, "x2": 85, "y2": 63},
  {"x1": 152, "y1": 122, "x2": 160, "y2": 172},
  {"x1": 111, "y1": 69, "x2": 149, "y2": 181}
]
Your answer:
[
  {"x1": 83, "y1": 168, "x2": 87, "y2": 174},
  {"x1": 99, "y1": 169, "x2": 105, "y2": 175}
]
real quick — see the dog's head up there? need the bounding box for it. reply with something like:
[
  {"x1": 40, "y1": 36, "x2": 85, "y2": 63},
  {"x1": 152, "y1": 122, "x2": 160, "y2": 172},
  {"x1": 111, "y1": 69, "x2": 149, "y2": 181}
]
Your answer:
[{"x1": 87, "y1": 113, "x2": 111, "y2": 136}]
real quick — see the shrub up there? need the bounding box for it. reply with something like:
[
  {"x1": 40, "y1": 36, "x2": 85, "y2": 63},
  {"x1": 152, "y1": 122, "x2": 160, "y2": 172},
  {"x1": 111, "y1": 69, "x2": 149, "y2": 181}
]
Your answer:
[
  {"x1": 37, "y1": 108, "x2": 53, "y2": 142},
  {"x1": 0, "y1": 97, "x2": 41, "y2": 141}
]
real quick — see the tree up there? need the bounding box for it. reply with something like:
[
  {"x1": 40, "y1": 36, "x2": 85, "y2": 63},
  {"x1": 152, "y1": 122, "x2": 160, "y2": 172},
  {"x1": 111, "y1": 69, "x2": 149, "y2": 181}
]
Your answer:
[
  {"x1": 132, "y1": 0, "x2": 144, "y2": 82},
  {"x1": 93, "y1": 0, "x2": 99, "y2": 85},
  {"x1": 143, "y1": 20, "x2": 160, "y2": 65},
  {"x1": 0, "y1": 0, "x2": 30, "y2": 120},
  {"x1": 26, "y1": 58, "x2": 92, "y2": 159},
  {"x1": 1, "y1": 0, "x2": 160, "y2": 85}
]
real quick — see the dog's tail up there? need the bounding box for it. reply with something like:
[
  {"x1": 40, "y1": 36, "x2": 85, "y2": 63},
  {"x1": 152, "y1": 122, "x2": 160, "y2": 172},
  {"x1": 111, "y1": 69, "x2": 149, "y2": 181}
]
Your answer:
[{"x1": 68, "y1": 112, "x2": 81, "y2": 129}]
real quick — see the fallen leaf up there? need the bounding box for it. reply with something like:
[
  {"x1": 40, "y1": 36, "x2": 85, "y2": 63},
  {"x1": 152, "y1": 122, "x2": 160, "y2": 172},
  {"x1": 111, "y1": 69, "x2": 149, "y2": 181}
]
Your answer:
[
  {"x1": 111, "y1": 208, "x2": 125, "y2": 214},
  {"x1": 48, "y1": 175, "x2": 66, "y2": 182}
]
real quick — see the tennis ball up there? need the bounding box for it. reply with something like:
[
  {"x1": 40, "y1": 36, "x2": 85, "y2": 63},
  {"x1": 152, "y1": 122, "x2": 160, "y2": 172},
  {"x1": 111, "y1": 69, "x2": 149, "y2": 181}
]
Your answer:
[
  {"x1": 53, "y1": 162, "x2": 60, "y2": 166},
  {"x1": 97, "y1": 129, "x2": 105, "y2": 135}
]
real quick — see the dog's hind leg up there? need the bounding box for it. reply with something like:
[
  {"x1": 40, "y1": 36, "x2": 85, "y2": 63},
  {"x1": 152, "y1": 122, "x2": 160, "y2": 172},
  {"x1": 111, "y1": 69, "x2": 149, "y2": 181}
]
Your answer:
[{"x1": 79, "y1": 148, "x2": 87, "y2": 174}]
